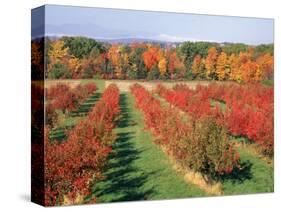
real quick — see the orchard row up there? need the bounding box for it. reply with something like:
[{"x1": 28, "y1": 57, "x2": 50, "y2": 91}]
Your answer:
[
  {"x1": 44, "y1": 84, "x2": 120, "y2": 206},
  {"x1": 131, "y1": 84, "x2": 240, "y2": 182},
  {"x1": 46, "y1": 83, "x2": 97, "y2": 127},
  {"x1": 155, "y1": 83, "x2": 273, "y2": 156}
]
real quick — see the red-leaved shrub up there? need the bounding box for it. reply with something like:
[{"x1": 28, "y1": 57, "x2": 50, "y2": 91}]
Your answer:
[{"x1": 45, "y1": 84, "x2": 119, "y2": 206}]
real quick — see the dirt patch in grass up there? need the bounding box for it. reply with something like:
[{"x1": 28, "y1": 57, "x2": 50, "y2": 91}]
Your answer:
[
  {"x1": 45, "y1": 79, "x2": 82, "y2": 89},
  {"x1": 105, "y1": 80, "x2": 212, "y2": 92}
]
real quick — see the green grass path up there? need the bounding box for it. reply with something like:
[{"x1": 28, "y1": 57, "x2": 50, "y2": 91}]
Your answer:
[{"x1": 92, "y1": 92, "x2": 205, "y2": 203}]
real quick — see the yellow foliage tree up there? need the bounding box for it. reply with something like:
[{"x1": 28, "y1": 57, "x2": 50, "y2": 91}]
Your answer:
[
  {"x1": 228, "y1": 54, "x2": 240, "y2": 82},
  {"x1": 229, "y1": 52, "x2": 253, "y2": 83},
  {"x1": 216, "y1": 52, "x2": 229, "y2": 80},
  {"x1": 68, "y1": 57, "x2": 81, "y2": 75},
  {"x1": 108, "y1": 45, "x2": 122, "y2": 77},
  {"x1": 205, "y1": 47, "x2": 218, "y2": 79},
  {"x1": 47, "y1": 40, "x2": 69, "y2": 76},
  {"x1": 158, "y1": 57, "x2": 167, "y2": 75},
  {"x1": 48, "y1": 40, "x2": 69, "y2": 64},
  {"x1": 256, "y1": 53, "x2": 274, "y2": 79},
  {"x1": 192, "y1": 54, "x2": 201, "y2": 75}
]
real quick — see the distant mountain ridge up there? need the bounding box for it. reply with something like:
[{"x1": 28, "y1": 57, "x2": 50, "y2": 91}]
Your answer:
[{"x1": 95, "y1": 37, "x2": 182, "y2": 45}]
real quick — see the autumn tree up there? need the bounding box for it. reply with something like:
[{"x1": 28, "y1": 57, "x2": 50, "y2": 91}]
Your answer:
[
  {"x1": 128, "y1": 45, "x2": 147, "y2": 79},
  {"x1": 48, "y1": 40, "x2": 69, "y2": 65},
  {"x1": 228, "y1": 54, "x2": 240, "y2": 82},
  {"x1": 191, "y1": 54, "x2": 202, "y2": 78},
  {"x1": 240, "y1": 60, "x2": 261, "y2": 83},
  {"x1": 142, "y1": 47, "x2": 160, "y2": 71},
  {"x1": 158, "y1": 57, "x2": 167, "y2": 76},
  {"x1": 119, "y1": 45, "x2": 131, "y2": 79},
  {"x1": 82, "y1": 46, "x2": 107, "y2": 78},
  {"x1": 108, "y1": 45, "x2": 122, "y2": 78},
  {"x1": 68, "y1": 57, "x2": 81, "y2": 77},
  {"x1": 238, "y1": 51, "x2": 252, "y2": 64},
  {"x1": 229, "y1": 52, "x2": 251, "y2": 82},
  {"x1": 205, "y1": 47, "x2": 218, "y2": 79},
  {"x1": 166, "y1": 50, "x2": 185, "y2": 79},
  {"x1": 216, "y1": 52, "x2": 229, "y2": 80},
  {"x1": 257, "y1": 53, "x2": 274, "y2": 80},
  {"x1": 48, "y1": 40, "x2": 70, "y2": 78}
]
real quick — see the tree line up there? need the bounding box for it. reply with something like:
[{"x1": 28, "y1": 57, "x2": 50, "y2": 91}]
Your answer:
[{"x1": 31, "y1": 36, "x2": 274, "y2": 83}]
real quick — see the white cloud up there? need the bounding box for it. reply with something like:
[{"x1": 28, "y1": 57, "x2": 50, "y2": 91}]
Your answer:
[
  {"x1": 157, "y1": 34, "x2": 187, "y2": 42},
  {"x1": 156, "y1": 34, "x2": 218, "y2": 43}
]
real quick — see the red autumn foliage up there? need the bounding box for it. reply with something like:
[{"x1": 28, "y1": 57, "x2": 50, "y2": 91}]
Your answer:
[
  {"x1": 142, "y1": 47, "x2": 161, "y2": 71},
  {"x1": 31, "y1": 83, "x2": 45, "y2": 204},
  {"x1": 46, "y1": 83, "x2": 97, "y2": 119},
  {"x1": 204, "y1": 83, "x2": 273, "y2": 156},
  {"x1": 45, "y1": 84, "x2": 120, "y2": 206},
  {"x1": 156, "y1": 83, "x2": 273, "y2": 156},
  {"x1": 131, "y1": 84, "x2": 239, "y2": 179},
  {"x1": 155, "y1": 84, "x2": 213, "y2": 120}
]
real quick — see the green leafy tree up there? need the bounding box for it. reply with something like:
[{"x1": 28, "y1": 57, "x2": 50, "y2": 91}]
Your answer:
[
  {"x1": 62, "y1": 36, "x2": 104, "y2": 59},
  {"x1": 179, "y1": 41, "x2": 215, "y2": 72},
  {"x1": 48, "y1": 62, "x2": 71, "y2": 79},
  {"x1": 147, "y1": 65, "x2": 160, "y2": 80}
]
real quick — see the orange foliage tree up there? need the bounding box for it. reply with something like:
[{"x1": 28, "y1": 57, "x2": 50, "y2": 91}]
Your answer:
[
  {"x1": 257, "y1": 53, "x2": 274, "y2": 79},
  {"x1": 240, "y1": 60, "x2": 261, "y2": 83},
  {"x1": 167, "y1": 50, "x2": 185, "y2": 79},
  {"x1": 216, "y1": 52, "x2": 229, "y2": 80},
  {"x1": 142, "y1": 47, "x2": 161, "y2": 71},
  {"x1": 205, "y1": 47, "x2": 218, "y2": 79},
  {"x1": 191, "y1": 54, "x2": 201, "y2": 76}
]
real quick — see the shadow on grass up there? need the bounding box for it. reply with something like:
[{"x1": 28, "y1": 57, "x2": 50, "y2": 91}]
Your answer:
[
  {"x1": 50, "y1": 92, "x2": 101, "y2": 142},
  {"x1": 92, "y1": 93, "x2": 155, "y2": 202},
  {"x1": 219, "y1": 160, "x2": 253, "y2": 184},
  {"x1": 49, "y1": 128, "x2": 67, "y2": 142},
  {"x1": 116, "y1": 93, "x2": 137, "y2": 128},
  {"x1": 70, "y1": 92, "x2": 101, "y2": 117}
]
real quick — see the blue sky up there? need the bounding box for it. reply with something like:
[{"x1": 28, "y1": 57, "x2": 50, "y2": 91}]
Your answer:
[{"x1": 32, "y1": 5, "x2": 274, "y2": 45}]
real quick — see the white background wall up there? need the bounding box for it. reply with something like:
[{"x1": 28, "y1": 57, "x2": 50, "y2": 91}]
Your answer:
[{"x1": 0, "y1": 0, "x2": 280, "y2": 211}]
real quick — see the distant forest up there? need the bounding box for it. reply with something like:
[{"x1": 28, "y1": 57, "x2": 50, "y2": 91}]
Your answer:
[{"x1": 32, "y1": 36, "x2": 274, "y2": 83}]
